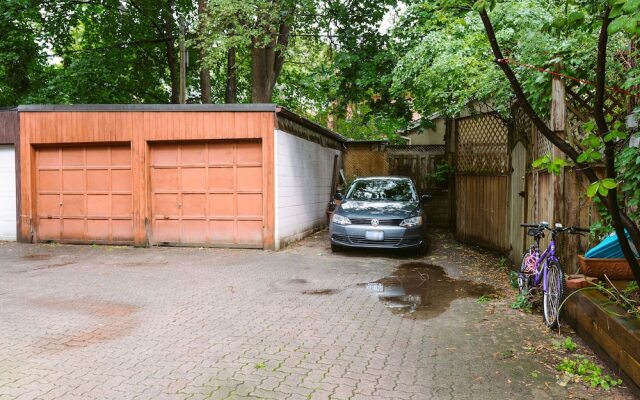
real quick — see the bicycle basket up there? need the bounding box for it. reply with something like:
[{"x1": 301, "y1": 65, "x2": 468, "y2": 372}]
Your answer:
[{"x1": 527, "y1": 228, "x2": 544, "y2": 237}]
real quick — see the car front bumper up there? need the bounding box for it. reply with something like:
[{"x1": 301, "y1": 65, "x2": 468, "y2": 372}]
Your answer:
[{"x1": 329, "y1": 223, "x2": 425, "y2": 249}]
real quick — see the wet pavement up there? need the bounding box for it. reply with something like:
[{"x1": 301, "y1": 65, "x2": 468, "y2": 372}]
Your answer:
[
  {"x1": 0, "y1": 230, "x2": 634, "y2": 399},
  {"x1": 361, "y1": 262, "x2": 495, "y2": 320}
]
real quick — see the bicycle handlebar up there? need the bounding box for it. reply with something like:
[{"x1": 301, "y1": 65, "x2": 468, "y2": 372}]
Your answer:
[
  {"x1": 569, "y1": 227, "x2": 590, "y2": 233},
  {"x1": 520, "y1": 223, "x2": 589, "y2": 234},
  {"x1": 520, "y1": 223, "x2": 540, "y2": 228}
]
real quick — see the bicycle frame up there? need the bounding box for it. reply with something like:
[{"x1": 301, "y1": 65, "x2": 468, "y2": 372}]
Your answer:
[{"x1": 526, "y1": 235, "x2": 559, "y2": 293}]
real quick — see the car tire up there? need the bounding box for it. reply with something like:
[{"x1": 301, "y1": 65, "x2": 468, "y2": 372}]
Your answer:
[
  {"x1": 407, "y1": 242, "x2": 427, "y2": 257},
  {"x1": 331, "y1": 243, "x2": 343, "y2": 252}
]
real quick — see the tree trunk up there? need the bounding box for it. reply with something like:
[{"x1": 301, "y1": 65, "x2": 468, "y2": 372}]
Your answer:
[
  {"x1": 479, "y1": 8, "x2": 640, "y2": 283},
  {"x1": 250, "y1": 21, "x2": 290, "y2": 103},
  {"x1": 163, "y1": 0, "x2": 179, "y2": 104},
  {"x1": 592, "y1": 8, "x2": 640, "y2": 284},
  {"x1": 198, "y1": 0, "x2": 211, "y2": 103},
  {"x1": 225, "y1": 47, "x2": 237, "y2": 103}
]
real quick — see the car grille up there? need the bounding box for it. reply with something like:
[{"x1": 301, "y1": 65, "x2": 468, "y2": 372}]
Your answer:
[
  {"x1": 332, "y1": 234, "x2": 419, "y2": 247},
  {"x1": 349, "y1": 218, "x2": 403, "y2": 226}
]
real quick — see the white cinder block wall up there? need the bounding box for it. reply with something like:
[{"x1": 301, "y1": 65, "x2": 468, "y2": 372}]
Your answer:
[
  {"x1": 0, "y1": 145, "x2": 16, "y2": 240},
  {"x1": 275, "y1": 130, "x2": 341, "y2": 249}
]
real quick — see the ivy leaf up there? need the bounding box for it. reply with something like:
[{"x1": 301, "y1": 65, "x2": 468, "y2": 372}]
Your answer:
[
  {"x1": 598, "y1": 185, "x2": 609, "y2": 196},
  {"x1": 587, "y1": 182, "x2": 600, "y2": 198},
  {"x1": 577, "y1": 152, "x2": 589, "y2": 163},
  {"x1": 601, "y1": 178, "x2": 617, "y2": 189}
]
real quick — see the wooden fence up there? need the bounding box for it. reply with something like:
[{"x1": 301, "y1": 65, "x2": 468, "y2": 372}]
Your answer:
[{"x1": 511, "y1": 96, "x2": 602, "y2": 273}]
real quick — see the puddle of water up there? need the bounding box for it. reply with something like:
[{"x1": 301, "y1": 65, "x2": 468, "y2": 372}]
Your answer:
[
  {"x1": 361, "y1": 262, "x2": 495, "y2": 320},
  {"x1": 302, "y1": 289, "x2": 339, "y2": 295}
]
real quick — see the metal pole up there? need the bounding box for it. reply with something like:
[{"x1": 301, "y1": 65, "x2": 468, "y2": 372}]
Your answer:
[{"x1": 179, "y1": 19, "x2": 186, "y2": 104}]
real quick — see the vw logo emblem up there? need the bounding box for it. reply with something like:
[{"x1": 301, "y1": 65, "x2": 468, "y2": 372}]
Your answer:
[{"x1": 371, "y1": 219, "x2": 379, "y2": 227}]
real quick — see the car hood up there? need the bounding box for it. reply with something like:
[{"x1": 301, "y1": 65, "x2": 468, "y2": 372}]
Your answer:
[{"x1": 337, "y1": 201, "x2": 420, "y2": 219}]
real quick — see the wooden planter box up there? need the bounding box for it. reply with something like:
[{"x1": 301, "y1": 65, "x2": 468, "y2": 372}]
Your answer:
[
  {"x1": 578, "y1": 254, "x2": 634, "y2": 280},
  {"x1": 564, "y1": 289, "x2": 640, "y2": 394}
]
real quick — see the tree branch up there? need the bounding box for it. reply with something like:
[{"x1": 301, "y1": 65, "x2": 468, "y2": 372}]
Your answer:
[
  {"x1": 593, "y1": 7, "x2": 640, "y2": 282},
  {"x1": 480, "y1": 6, "x2": 640, "y2": 283}
]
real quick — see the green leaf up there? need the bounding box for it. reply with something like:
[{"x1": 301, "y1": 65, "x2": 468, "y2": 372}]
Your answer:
[
  {"x1": 598, "y1": 185, "x2": 609, "y2": 196},
  {"x1": 587, "y1": 182, "x2": 599, "y2": 198},
  {"x1": 608, "y1": 16, "x2": 628, "y2": 35},
  {"x1": 623, "y1": 0, "x2": 640, "y2": 13},
  {"x1": 577, "y1": 152, "x2": 588, "y2": 163},
  {"x1": 567, "y1": 11, "x2": 584, "y2": 24},
  {"x1": 601, "y1": 178, "x2": 617, "y2": 189},
  {"x1": 532, "y1": 155, "x2": 549, "y2": 168}
]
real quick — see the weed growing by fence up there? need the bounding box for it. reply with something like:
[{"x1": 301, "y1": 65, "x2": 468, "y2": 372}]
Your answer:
[{"x1": 556, "y1": 356, "x2": 622, "y2": 390}]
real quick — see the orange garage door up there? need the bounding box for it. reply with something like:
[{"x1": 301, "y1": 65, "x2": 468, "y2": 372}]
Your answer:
[
  {"x1": 150, "y1": 141, "x2": 263, "y2": 247},
  {"x1": 36, "y1": 145, "x2": 133, "y2": 243}
]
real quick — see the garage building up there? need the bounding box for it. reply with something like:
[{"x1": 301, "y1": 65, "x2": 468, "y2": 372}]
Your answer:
[
  {"x1": 17, "y1": 105, "x2": 344, "y2": 250},
  {"x1": 0, "y1": 110, "x2": 19, "y2": 241}
]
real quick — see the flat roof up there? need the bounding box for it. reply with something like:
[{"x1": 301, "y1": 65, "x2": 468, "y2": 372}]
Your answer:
[
  {"x1": 16, "y1": 103, "x2": 348, "y2": 144},
  {"x1": 354, "y1": 176, "x2": 411, "y2": 180},
  {"x1": 17, "y1": 104, "x2": 278, "y2": 112}
]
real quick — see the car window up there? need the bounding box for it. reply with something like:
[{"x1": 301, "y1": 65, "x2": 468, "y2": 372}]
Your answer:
[{"x1": 346, "y1": 180, "x2": 416, "y2": 202}]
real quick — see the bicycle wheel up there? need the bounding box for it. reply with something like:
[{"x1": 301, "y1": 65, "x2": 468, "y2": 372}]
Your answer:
[
  {"x1": 543, "y1": 260, "x2": 564, "y2": 328},
  {"x1": 518, "y1": 250, "x2": 535, "y2": 296}
]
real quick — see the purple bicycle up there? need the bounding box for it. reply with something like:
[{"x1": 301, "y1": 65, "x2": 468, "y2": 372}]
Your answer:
[{"x1": 518, "y1": 222, "x2": 589, "y2": 328}]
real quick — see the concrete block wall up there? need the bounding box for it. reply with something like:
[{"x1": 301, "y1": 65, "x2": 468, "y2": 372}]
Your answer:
[{"x1": 275, "y1": 130, "x2": 341, "y2": 249}]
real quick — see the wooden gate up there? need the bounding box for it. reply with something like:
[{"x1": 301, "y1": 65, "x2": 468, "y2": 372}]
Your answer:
[
  {"x1": 387, "y1": 145, "x2": 450, "y2": 227},
  {"x1": 455, "y1": 113, "x2": 510, "y2": 251}
]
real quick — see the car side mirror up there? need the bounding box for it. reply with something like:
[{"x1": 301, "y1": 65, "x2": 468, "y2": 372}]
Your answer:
[
  {"x1": 421, "y1": 194, "x2": 432, "y2": 203},
  {"x1": 334, "y1": 192, "x2": 344, "y2": 201}
]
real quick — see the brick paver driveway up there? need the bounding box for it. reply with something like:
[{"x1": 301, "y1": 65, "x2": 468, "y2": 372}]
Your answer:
[{"x1": 0, "y1": 232, "x2": 633, "y2": 400}]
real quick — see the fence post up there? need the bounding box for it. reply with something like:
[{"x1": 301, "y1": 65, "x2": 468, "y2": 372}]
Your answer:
[{"x1": 551, "y1": 74, "x2": 568, "y2": 265}]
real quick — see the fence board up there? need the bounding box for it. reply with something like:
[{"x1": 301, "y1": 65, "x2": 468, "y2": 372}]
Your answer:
[
  {"x1": 509, "y1": 142, "x2": 527, "y2": 261},
  {"x1": 455, "y1": 174, "x2": 509, "y2": 251}
]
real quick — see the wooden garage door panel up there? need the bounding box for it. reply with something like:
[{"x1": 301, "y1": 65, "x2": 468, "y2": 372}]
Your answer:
[
  {"x1": 150, "y1": 141, "x2": 263, "y2": 246},
  {"x1": 36, "y1": 145, "x2": 133, "y2": 243}
]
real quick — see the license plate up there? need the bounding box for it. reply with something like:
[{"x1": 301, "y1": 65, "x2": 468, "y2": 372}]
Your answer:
[{"x1": 365, "y1": 231, "x2": 384, "y2": 241}]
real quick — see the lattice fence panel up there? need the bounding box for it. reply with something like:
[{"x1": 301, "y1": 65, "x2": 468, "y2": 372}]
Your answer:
[
  {"x1": 456, "y1": 114, "x2": 509, "y2": 174},
  {"x1": 566, "y1": 109, "x2": 588, "y2": 148},
  {"x1": 533, "y1": 129, "x2": 554, "y2": 160},
  {"x1": 387, "y1": 144, "x2": 445, "y2": 154},
  {"x1": 343, "y1": 146, "x2": 389, "y2": 183},
  {"x1": 565, "y1": 80, "x2": 629, "y2": 122}
]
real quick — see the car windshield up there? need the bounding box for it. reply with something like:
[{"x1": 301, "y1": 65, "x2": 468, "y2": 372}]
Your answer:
[{"x1": 346, "y1": 179, "x2": 416, "y2": 202}]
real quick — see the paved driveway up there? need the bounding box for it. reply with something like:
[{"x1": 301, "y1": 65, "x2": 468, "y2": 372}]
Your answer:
[{"x1": 0, "y1": 232, "x2": 633, "y2": 399}]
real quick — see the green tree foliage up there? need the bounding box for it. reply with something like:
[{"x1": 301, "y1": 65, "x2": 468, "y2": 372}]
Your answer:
[
  {"x1": 391, "y1": 0, "x2": 630, "y2": 119},
  {"x1": 0, "y1": 0, "x2": 48, "y2": 105}
]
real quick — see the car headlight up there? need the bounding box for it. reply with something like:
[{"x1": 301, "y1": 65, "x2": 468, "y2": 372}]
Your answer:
[
  {"x1": 400, "y1": 216, "x2": 423, "y2": 227},
  {"x1": 332, "y1": 213, "x2": 351, "y2": 225}
]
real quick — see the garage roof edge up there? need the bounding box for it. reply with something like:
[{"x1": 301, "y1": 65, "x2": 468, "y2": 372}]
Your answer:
[
  {"x1": 17, "y1": 104, "x2": 279, "y2": 112},
  {"x1": 276, "y1": 107, "x2": 347, "y2": 144}
]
